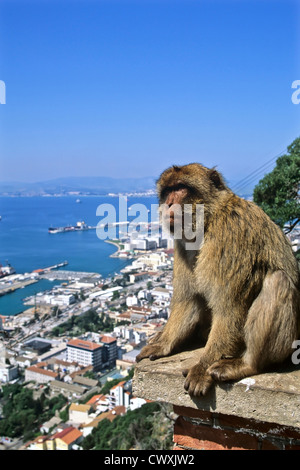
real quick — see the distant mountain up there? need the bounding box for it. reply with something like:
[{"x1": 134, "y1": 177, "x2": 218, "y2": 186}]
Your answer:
[
  {"x1": 0, "y1": 176, "x2": 157, "y2": 196},
  {"x1": 0, "y1": 176, "x2": 254, "y2": 199}
]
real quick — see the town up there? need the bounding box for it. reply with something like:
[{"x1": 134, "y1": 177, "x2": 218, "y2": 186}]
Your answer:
[{"x1": 0, "y1": 230, "x2": 175, "y2": 450}]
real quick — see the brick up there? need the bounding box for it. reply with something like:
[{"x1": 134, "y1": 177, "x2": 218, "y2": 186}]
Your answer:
[
  {"x1": 173, "y1": 416, "x2": 258, "y2": 450},
  {"x1": 216, "y1": 413, "x2": 300, "y2": 440}
]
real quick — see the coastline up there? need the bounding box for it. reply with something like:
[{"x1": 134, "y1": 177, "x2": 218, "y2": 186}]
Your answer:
[
  {"x1": 0, "y1": 196, "x2": 154, "y2": 317},
  {"x1": 104, "y1": 239, "x2": 121, "y2": 257}
]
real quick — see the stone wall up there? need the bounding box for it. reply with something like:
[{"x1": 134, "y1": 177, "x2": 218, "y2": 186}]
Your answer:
[{"x1": 133, "y1": 348, "x2": 300, "y2": 450}]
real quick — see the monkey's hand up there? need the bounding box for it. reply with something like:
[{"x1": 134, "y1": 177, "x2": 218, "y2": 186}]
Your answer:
[
  {"x1": 148, "y1": 331, "x2": 163, "y2": 344},
  {"x1": 136, "y1": 342, "x2": 170, "y2": 362},
  {"x1": 182, "y1": 363, "x2": 214, "y2": 397}
]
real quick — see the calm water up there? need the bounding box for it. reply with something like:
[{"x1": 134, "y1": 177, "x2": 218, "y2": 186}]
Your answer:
[{"x1": 0, "y1": 195, "x2": 157, "y2": 315}]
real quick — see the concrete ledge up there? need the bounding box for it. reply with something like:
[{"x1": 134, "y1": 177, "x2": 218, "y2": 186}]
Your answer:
[{"x1": 133, "y1": 348, "x2": 300, "y2": 428}]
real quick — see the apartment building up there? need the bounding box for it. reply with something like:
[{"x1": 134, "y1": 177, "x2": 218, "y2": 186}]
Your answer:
[
  {"x1": 108, "y1": 381, "x2": 131, "y2": 410},
  {"x1": 100, "y1": 335, "x2": 117, "y2": 367},
  {"x1": 66, "y1": 339, "x2": 103, "y2": 371}
]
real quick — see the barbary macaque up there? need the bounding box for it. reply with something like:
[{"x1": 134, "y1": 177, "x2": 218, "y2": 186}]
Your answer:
[{"x1": 136, "y1": 163, "x2": 300, "y2": 397}]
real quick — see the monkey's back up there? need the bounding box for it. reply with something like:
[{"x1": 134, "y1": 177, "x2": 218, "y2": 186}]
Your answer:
[{"x1": 195, "y1": 192, "x2": 300, "y2": 307}]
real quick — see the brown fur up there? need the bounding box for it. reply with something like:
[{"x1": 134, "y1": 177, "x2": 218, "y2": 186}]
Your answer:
[{"x1": 136, "y1": 163, "x2": 300, "y2": 396}]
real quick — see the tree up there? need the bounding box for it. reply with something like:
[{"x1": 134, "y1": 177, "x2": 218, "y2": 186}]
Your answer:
[
  {"x1": 81, "y1": 402, "x2": 173, "y2": 450},
  {"x1": 253, "y1": 137, "x2": 300, "y2": 233},
  {"x1": 0, "y1": 384, "x2": 67, "y2": 439}
]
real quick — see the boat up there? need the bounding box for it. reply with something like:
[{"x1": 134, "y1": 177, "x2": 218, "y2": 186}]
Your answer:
[
  {"x1": 48, "y1": 221, "x2": 90, "y2": 234},
  {"x1": 48, "y1": 227, "x2": 65, "y2": 234},
  {"x1": 0, "y1": 262, "x2": 16, "y2": 278}
]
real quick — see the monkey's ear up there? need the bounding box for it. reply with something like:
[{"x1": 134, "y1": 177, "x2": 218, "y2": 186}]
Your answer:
[{"x1": 209, "y1": 168, "x2": 224, "y2": 189}]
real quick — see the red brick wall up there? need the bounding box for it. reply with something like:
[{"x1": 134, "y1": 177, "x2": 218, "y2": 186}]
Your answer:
[{"x1": 173, "y1": 406, "x2": 300, "y2": 450}]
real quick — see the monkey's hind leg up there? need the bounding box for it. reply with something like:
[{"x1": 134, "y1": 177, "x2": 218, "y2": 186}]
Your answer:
[{"x1": 208, "y1": 270, "x2": 300, "y2": 383}]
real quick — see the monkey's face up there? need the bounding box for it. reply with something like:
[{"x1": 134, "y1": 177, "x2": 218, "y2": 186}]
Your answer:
[
  {"x1": 160, "y1": 183, "x2": 189, "y2": 233},
  {"x1": 157, "y1": 163, "x2": 225, "y2": 237}
]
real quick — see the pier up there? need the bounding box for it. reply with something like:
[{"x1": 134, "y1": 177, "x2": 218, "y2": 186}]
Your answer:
[
  {"x1": 40, "y1": 270, "x2": 102, "y2": 281},
  {"x1": 32, "y1": 261, "x2": 68, "y2": 273},
  {"x1": 0, "y1": 278, "x2": 38, "y2": 297}
]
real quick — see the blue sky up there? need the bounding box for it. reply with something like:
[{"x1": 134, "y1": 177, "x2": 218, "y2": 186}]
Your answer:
[{"x1": 0, "y1": 0, "x2": 299, "y2": 190}]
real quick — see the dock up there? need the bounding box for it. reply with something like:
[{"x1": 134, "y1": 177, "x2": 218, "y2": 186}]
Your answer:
[
  {"x1": 0, "y1": 278, "x2": 38, "y2": 297},
  {"x1": 39, "y1": 270, "x2": 102, "y2": 281},
  {"x1": 32, "y1": 261, "x2": 68, "y2": 274}
]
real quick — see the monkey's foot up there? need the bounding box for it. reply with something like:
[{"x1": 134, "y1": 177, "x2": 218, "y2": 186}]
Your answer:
[
  {"x1": 208, "y1": 358, "x2": 256, "y2": 382},
  {"x1": 182, "y1": 363, "x2": 214, "y2": 397},
  {"x1": 136, "y1": 343, "x2": 169, "y2": 363}
]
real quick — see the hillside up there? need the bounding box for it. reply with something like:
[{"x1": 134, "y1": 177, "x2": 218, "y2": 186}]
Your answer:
[{"x1": 0, "y1": 176, "x2": 156, "y2": 197}]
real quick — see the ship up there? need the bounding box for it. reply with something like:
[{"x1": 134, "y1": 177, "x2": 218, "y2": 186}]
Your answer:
[
  {"x1": 48, "y1": 221, "x2": 90, "y2": 234},
  {"x1": 0, "y1": 262, "x2": 16, "y2": 278}
]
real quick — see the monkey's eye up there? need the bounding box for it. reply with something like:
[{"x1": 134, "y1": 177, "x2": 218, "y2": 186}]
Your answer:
[
  {"x1": 160, "y1": 183, "x2": 190, "y2": 201},
  {"x1": 174, "y1": 183, "x2": 187, "y2": 191}
]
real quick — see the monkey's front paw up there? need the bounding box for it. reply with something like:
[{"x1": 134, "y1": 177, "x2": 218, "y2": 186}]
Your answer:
[
  {"x1": 208, "y1": 358, "x2": 255, "y2": 382},
  {"x1": 182, "y1": 363, "x2": 214, "y2": 397},
  {"x1": 136, "y1": 343, "x2": 168, "y2": 363}
]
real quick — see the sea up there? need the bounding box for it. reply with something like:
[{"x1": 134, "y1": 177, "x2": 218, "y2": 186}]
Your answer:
[{"x1": 0, "y1": 195, "x2": 158, "y2": 316}]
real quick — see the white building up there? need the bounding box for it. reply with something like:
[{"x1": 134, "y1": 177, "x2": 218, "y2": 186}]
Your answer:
[
  {"x1": 25, "y1": 366, "x2": 59, "y2": 384},
  {"x1": 89, "y1": 286, "x2": 123, "y2": 301},
  {"x1": 69, "y1": 403, "x2": 92, "y2": 425},
  {"x1": 69, "y1": 278, "x2": 101, "y2": 290},
  {"x1": 133, "y1": 330, "x2": 146, "y2": 344},
  {"x1": 43, "y1": 293, "x2": 76, "y2": 306},
  {"x1": 114, "y1": 325, "x2": 135, "y2": 342},
  {"x1": 0, "y1": 363, "x2": 18, "y2": 383},
  {"x1": 129, "y1": 272, "x2": 149, "y2": 283},
  {"x1": 137, "y1": 289, "x2": 152, "y2": 301},
  {"x1": 126, "y1": 294, "x2": 138, "y2": 307},
  {"x1": 0, "y1": 346, "x2": 18, "y2": 383},
  {"x1": 129, "y1": 397, "x2": 147, "y2": 411},
  {"x1": 109, "y1": 381, "x2": 131, "y2": 410},
  {"x1": 130, "y1": 252, "x2": 168, "y2": 271},
  {"x1": 67, "y1": 339, "x2": 103, "y2": 371},
  {"x1": 151, "y1": 287, "x2": 172, "y2": 306}
]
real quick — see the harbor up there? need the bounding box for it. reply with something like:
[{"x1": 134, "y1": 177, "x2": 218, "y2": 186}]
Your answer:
[
  {"x1": 0, "y1": 261, "x2": 70, "y2": 298},
  {"x1": 0, "y1": 277, "x2": 38, "y2": 297}
]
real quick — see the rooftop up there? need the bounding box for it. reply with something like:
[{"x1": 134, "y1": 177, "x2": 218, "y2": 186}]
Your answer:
[
  {"x1": 69, "y1": 403, "x2": 91, "y2": 413},
  {"x1": 26, "y1": 366, "x2": 58, "y2": 378},
  {"x1": 100, "y1": 335, "x2": 117, "y2": 344},
  {"x1": 86, "y1": 394, "x2": 107, "y2": 405},
  {"x1": 24, "y1": 339, "x2": 51, "y2": 353},
  {"x1": 54, "y1": 426, "x2": 82, "y2": 445},
  {"x1": 67, "y1": 338, "x2": 102, "y2": 351},
  {"x1": 110, "y1": 380, "x2": 126, "y2": 390}
]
